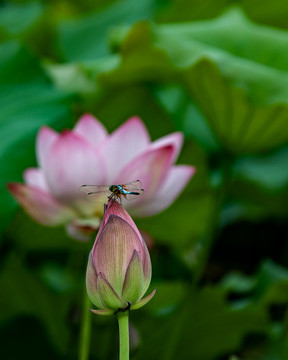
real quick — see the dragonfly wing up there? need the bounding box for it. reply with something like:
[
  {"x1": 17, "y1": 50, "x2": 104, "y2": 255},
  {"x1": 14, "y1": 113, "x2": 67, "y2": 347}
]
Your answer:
[
  {"x1": 85, "y1": 191, "x2": 111, "y2": 202},
  {"x1": 122, "y1": 180, "x2": 143, "y2": 191},
  {"x1": 80, "y1": 185, "x2": 111, "y2": 202},
  {"x1": 123, "y1": 188, "x2": 144, "y2": 201},
  {"x1": 79, "y1": 184, "x2": 110, "y2": 194}
]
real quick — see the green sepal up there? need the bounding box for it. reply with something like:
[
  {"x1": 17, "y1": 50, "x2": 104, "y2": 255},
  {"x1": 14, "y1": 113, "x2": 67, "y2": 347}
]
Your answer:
[
  {"x1": 89, "y1": 308, "x2": 114, "y2": 316},
  {"x1": 122, "y1": 250, "x2": 144, "y2": 304},
  {"x1": 130, "y1": 289, "x2": 156, "y2": 311},
  {"x1": 97, "y1": 272, "x2": 123, "y2": 310}
]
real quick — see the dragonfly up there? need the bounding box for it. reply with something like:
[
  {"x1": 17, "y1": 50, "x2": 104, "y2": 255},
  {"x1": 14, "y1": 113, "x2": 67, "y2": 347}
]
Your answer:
[{"x1": 80, "y1": 180, "x2": 144, "y2": 203}]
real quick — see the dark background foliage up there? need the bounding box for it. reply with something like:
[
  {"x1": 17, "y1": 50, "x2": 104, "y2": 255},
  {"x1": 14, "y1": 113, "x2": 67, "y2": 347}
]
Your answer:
[{"x1": 1, "y1": 0, "x2": 288, "y2": 359}]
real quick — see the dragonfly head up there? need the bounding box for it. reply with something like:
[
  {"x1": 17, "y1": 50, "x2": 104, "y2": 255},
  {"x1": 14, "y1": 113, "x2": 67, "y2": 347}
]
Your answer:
[{"x1": 109, "y1": 185, "x2": 117, "y2": 193}]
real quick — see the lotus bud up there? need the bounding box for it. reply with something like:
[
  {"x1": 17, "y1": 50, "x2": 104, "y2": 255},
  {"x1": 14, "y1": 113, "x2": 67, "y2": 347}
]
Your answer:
[{"x1": 86, "y1": 200, "x2": 156, "y2": 315}]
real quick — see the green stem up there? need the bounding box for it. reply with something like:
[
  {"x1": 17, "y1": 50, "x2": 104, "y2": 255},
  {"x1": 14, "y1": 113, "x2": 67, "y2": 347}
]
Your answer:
[
  {"x1": 79, "y1": 290, "x2": 92, "y2": 360},
  {"x1": 117, "y1": 311, "x2": 130, "y2": 360}
]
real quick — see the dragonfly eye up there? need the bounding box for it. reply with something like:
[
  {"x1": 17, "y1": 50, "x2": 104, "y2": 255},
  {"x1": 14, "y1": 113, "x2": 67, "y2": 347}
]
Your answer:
[{"x1": 109, "y1": 185, "x2": 114, "y2": 192}]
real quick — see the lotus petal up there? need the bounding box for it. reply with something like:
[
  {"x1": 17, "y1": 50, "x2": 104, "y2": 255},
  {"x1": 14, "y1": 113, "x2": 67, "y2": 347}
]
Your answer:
[
  {"x1": 24, "y1": 168, "x2": 49, "y2": 190},
  {"x1": 44, "y1": 131, "x2": 106, "y2": 202},
  {"x1": 99, "y1": 117, "x2": 150, "y2": 181},
  {"x1": 150, "y1": 132, "x2": 183, "y2": 162},
  {"x1": 116, "y1": 145, "x2": 174, "y2": 202},
  {"x1": 93, "y1": 215, "x2": 142, "y2": 295},
  {"x1": 74, "y1": 113, "x2": 108, "y2": 147},
  {"x1": 132, "y1": 165, "x2": 195, "y2": 216},
  {"x1": 36, "y1": 126, "x2": 58, "y2": 169},
  {"x1": 7, "y1": 183, "x2": 75, "y2": 225}
]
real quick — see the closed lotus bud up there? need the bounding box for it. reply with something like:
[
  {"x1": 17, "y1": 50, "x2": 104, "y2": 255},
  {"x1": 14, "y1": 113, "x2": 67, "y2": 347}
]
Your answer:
[{"x1": 86, "y1": 200, "x2": 156, "y2": 315}]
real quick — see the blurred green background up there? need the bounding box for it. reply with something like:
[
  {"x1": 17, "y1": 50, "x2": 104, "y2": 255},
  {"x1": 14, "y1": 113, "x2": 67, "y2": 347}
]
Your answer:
[{"x1": 1, "y1": 0, "x2": 288, "y2": 359}]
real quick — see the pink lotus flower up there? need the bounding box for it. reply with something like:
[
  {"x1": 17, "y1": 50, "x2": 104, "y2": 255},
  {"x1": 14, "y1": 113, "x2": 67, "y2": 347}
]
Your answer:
[
  {"x1": 86, "y1": 200, "x2": 155, "y2": 315},
  {"x1": 8, "y1": 114, "x2": 195, "y2": 240}
]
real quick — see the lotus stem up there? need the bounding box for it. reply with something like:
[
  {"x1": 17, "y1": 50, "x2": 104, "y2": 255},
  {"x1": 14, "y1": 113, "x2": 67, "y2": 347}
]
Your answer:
[{"x1": 117, "y1": 311, "x2": 130, "y2": 360}]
